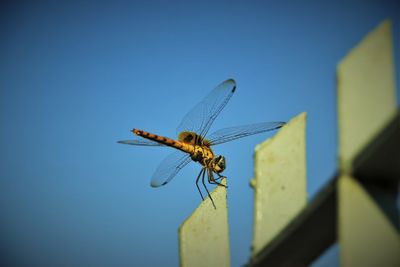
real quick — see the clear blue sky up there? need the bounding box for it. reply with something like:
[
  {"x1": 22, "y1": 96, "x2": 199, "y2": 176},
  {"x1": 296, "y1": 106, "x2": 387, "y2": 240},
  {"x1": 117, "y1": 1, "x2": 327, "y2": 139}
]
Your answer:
[{"x1": 1, "y1": 1, "x2": 399, "y2": 266}]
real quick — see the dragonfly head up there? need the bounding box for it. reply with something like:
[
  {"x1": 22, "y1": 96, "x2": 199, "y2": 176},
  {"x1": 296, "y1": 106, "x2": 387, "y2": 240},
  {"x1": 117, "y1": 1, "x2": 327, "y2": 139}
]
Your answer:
[{"x1": 213, "y1": 155, "x2": 226, "y2": 173}]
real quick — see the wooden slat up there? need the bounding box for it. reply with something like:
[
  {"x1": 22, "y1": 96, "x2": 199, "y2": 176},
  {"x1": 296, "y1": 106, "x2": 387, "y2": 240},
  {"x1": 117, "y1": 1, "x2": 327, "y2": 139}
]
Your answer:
[
  {"x1": 179, "y1": 178, "x2": 230, "y2": 267},
  {"x1": 338, "y1": 175, "x2": 400, "y2": 267},
  {"x1": 337, "y1": 20, "x2": 397, "y2": 174},
  {"x1": 250, "y1": 112, "x2": 307, "y2": 258}
]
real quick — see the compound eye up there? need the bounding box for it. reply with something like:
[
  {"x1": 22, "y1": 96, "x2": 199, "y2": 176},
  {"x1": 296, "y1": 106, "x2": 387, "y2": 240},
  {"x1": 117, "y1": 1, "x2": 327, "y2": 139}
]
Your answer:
[
  {"x1": 217, "y1": 156, "x2": 226, "y2": 170},
  {"x1": 219, "y1": 160, "x2": 225, "y2": 168}
]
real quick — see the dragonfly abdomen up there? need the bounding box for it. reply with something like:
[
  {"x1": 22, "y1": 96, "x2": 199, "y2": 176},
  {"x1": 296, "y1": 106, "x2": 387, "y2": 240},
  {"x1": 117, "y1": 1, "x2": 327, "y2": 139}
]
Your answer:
[{"x1": 132, "y1": 128, "x2": 194, "y2": 154}]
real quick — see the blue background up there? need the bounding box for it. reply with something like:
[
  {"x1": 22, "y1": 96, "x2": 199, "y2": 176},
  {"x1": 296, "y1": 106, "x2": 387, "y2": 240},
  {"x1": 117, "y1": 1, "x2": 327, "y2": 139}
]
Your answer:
[{"x1": 1, "y1": 1, "x2": 399, "y2": 266}]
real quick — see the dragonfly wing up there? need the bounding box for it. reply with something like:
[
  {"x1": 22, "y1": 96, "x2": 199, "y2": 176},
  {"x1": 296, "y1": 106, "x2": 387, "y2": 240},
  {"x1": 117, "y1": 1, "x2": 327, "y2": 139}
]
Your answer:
[
  {"x1": 117, "y1": 139, "x2": 165, "y2": 146},
  {"x1": 207, "y1": 121, "x2": 286, "y2": 145},
  {"x1": 176, "y1": 79, "x2": 236, "y2": 139},
  {"x1": 150, "y1": 150, "x2": 192, "y2": 187}
]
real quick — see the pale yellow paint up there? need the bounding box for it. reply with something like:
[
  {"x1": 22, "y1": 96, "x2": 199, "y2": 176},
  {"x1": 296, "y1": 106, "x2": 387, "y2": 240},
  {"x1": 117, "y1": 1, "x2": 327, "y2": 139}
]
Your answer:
[
  {"x1": 338, "y1": 175, "x2": 400, "y2": 267},
  {"x1": 337, "y1": 20, "x2": 397, "y2": 173},
  {"x1": 179, "y1": 178, "x2": 230, "y2": 267},
  {"x1": 250, "y1": 112, "x2": 307, "y2": 256}
]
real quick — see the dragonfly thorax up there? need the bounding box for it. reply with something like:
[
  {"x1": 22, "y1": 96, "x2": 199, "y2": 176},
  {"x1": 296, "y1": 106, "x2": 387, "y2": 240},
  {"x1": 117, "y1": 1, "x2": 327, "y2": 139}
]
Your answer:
[
  {"x1": 190, "y1": 145, "x2": 214, "y2": 164},
  {"x1": 190, "y1": 145, "x2": 226, "y2": 173},
  {"x1": 178, "y1": 131, "x2": 211, "y2": 147}
]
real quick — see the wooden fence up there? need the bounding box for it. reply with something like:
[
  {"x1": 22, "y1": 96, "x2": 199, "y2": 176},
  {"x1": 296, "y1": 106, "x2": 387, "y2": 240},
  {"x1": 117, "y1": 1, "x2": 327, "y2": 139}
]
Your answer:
[{"x1": 178, "y1": 20, "x2": 399, "y2": 267}]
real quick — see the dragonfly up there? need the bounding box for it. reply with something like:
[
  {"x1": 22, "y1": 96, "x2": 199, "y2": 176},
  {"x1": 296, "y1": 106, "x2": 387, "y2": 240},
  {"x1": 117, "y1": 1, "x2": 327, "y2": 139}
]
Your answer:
[{"x1": 118, "y1": 79, "x2": 285, "y2": 208}]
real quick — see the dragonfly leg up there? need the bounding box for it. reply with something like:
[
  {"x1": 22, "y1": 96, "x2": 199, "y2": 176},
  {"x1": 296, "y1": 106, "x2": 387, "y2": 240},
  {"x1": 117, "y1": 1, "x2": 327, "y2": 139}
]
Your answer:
[
  {"x1": 209, "y1": 171, "x2": 228, "y2": 188},
  {"x1": 216, "y1": 172, "x2": 227, "y2": 180},
  {"x1": 204, "y1": 168, "x2": 216, "y2": 209},
  {"x1": 195, "y1": 168, "x2": 205, "y2": 201}
]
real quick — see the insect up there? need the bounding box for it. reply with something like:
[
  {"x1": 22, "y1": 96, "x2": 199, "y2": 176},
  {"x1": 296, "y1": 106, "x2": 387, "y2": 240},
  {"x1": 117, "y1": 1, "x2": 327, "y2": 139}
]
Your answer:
[{"x1": 118, "y1": 79, "x2": 285, "y2": 208}]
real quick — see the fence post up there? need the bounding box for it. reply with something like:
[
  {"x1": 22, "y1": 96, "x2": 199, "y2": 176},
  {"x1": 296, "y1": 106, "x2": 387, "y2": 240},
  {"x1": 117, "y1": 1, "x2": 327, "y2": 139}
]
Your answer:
[
  {"x1": 250, "y1": 112, "x2": 307, "y2": 257},
  {"x1": 337, "y1": 19, "x2": 400, "y2": 267},
  {"x1": 179, "y1": 178, "x2": 230, "y2": 267}
]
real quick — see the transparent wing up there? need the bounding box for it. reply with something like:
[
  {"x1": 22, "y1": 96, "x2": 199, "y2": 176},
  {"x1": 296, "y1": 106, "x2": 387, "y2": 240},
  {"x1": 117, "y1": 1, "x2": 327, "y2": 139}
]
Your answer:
[
  {"x1": 117, "y1": 139, "x2": 165, "y2": 146},
  {"x1": 206, "y1": 121, "x2": 286, "y2": 146},
  {"x1": 176, "y1": 79, "x2": 236, "y2": 139},
  {"x1": 150, "y1": 150, "x2": 192, "y2": 187}
]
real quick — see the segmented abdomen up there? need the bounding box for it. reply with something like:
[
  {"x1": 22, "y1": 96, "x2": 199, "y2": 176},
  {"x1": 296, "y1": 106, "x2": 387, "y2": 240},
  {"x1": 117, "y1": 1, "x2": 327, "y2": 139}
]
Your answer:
[{"x1": 132, "y1": 128, "x2": 194, "y2": 154}]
